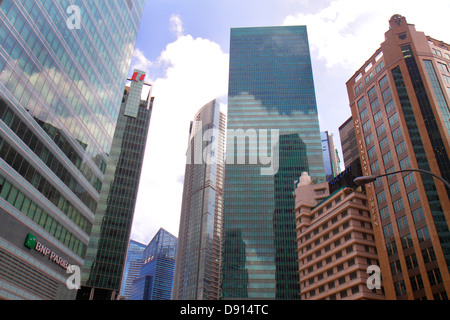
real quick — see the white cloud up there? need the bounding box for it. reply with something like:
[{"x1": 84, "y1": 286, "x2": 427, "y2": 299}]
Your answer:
[
  {"x1": 282, "y1": 0, "x2": 450, "y2": 168},
  {"x1": 130, "y1": 48, "x2": 153, "y2": 77},
  {"x1": 283, "y1": 0, "x2": 450, "y2": 71},
  {"x1": 130, "y1": 24, "x2": 229, "y2": 244},
  {"x1": 169, "y1": 14, "x2": 184, "y2": 38}
]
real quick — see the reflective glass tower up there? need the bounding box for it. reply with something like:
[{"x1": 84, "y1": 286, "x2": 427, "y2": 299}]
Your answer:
[
  {"x1": 130, "y1": 228, "x2": 177, "y2": 300},
  {"x1": 173, "y1": 99, "x2": 226, "y2": 300},
  {"x1": 221, "y1": 26, "x2": 325, "y2": 299},
  {"x1": 120, "y1": 239, "x2": 146, "y2": 300},
  {"x1": 0, "y1": 0, "x2": 145, "y2": 299},
  {"x1": 78, "y1": 70, "x2": 153, "y2": 300}
]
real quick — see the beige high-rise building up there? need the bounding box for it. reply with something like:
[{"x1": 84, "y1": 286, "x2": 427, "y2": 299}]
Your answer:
[
  {"x1": 294, "y1": 172, "x2": 385, "y2": 300},
  {"x1": 346, "y1": 15, "x2": 450, "y2": 300}
]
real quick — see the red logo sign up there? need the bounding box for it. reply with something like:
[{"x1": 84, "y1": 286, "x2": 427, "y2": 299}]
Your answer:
[{"x1": 131, "y1": 71, "x2": 146, "y2": 82}]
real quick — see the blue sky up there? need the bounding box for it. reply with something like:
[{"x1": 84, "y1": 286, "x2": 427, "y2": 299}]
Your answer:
[{"x1": 128, "y1": 0, "x2": 450, "y2": 245}]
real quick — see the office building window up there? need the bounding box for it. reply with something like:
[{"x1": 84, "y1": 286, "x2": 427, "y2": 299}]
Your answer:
[
  {"x1": 392, "y1": 126, "x2": 403, "y2": 140},
  {"x1": 399, "y1": 156, "x2": 411, "y2": 169},
  {"x1": 388, "y1": 112, "x2": 399, "y2": 127},
  {"x1": 379, "y1": 136, "x2": 389, "y2": 150},
  {"x1": 385, "y1": 99, "x2": 395, "y2": 113},
  {"x1": 382, "y1": 87, "x2": 392, "y2": 101},
  {"x1": 368, "y1": 146, "x2": 377, "y2": 160},
  {"x1": 403, "y1": 173, "x2": 415, "y2": 188},
  {"x1": 373, "y1": 110, "x2": 383, "y2": 123},
  {"x1": 365, "y1": 132, "x2": 374, "y2": 145},
  {"x1": 371, "y1": 160, "x2": 380, "y2": 173},
  {"x1": 386, "y1": 241, "x2": 398, "y2": 256},
  {"x1": 407, "y1": 189, "x2": 420, "y2": 205},
  {"x1": 376, "y1": 122, "x2": 386, "y2": 136},
  {"x1": 410, "y1": 275, "x2": 424, "y2": 291},
  {"x1": 379, "y1": 75, "x2": 389, "y2": 89},
  {"x1": 395, "y1": 141, "x2": 407, "y2": 155},
  {"x1": 368, "y1": 86, "x2": 377, "y2": 99},
  {"x1": 401, "y1": 234, "x2": 413, "y2": 249},
  {"x1": 390, "y1": 260, "x2": 402, "y2": 275},
  {"x1": 396, "y1": 215, "x2": 409, "y2": 231},
  {"x1": 437, "y1": 62, "x2": 449, "y2": 73},
  {"x1": 370, "y1": 97, "x2": 380, "y2": 111},
  {"x1": 422, "y1": 247, "x2": 436, "y2": 263},
  {"x1": 394, "y1": 280, "x2": 407, "y2": 296},
  {"x1": 389, "y1": 181, "x2": 400, "y2": 196},
  {"x1": 383, "y1": 150, "x2": 393, "y2": 165},
  {"x1": 412, "y1": 207, "x2": 425, "y2": 223},
  {"x1": 357, "y1": 96, "x2": 366, "y2": 109},
  {"x1": 376, "y1": 189, "x2": 386, "y2": 204},
  {"x1": 362, "y1": 120, "x2": 371, "y2": 133},
  {"x1": 427, "y1": 269, "x2": 443, "y2": 286},
  {"x1": 379, "y1": 206, "x2": 390, "y2": 220},
  {"x1": 376, "y1": 61, "x2": 385, "y2": 73},
  {"x1": 393, "y1": 198, "x2": 404, "y2": 213},
  {"x1": 383, "y1": 223, "x2": 394, "y2": 238},
  {"x1": 360, "y1": 108, "x2": 369, "y2": 121},
  {"x1": 405, "y1": 254, "x2": 418, "y2": 270},
  {"x1": 417, "y1": 226, "x2": 430, "y2": 242}
]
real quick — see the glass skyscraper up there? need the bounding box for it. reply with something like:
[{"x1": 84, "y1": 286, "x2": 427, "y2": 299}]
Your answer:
[
  {"x1": 120, "y1": 239, "x2": 146, "y2": 300},
  {"x1": 78, "y1": 70, "x2": 153, "y2": 300},
  {"x1": 0, "y1": 1, "x2": 145, "y2": 299},
  {"x1": 130, "y1": 228, "x2": 177, "y2": 300},
  {"x1": 221, "y1": 26, "x2": 325, "y2": 300},
  {"x1": 173, "y1": 99, "x2": 226, "y2": 300}
]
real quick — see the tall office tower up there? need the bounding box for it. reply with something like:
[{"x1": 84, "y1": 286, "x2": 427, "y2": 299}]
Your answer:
[
  {"x1": 77, "y1": 70, "x2": 153, "y2": 300},
  {"x1": 0, "y1": 1, "x2": 145, "y2": 300},
  {"x1": 221, "y1": 26, "x2": 326, "y2": 300},
  {"x1": 173, "y1": 100, "x2": 226, "y2": 300},
  {"x1": 294, "y1": 172, "x2": 385, "y2": 300},
  {"x1": 130, "y1": 228, "x2": 177, "y2": 300},
  {"x1": 339, "y1": 117, "x2": 360, "y2": 168},
  {"x1": 346, "y1": 15, "x2": 450, "y2": 299},
  {"x1": 321, "y1": 131, "x2": 340, "y2": 181},
  {"x1": 120, "y1": 239, "x2": 146, "y2": 300}
]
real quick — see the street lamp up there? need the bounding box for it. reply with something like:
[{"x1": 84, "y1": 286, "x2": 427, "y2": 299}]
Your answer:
[{"x1": 353, "y1": 169, "x2": 450, "y2": 190}]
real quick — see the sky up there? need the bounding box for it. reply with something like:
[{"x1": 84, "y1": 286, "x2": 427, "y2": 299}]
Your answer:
[{"x1": 127, "y1": 0, "x2": 450, "y2": 245}]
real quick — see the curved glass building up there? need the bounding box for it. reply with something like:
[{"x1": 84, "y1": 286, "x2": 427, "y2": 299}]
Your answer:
[{"x1": 0, "y1": 0, "x2": 145, "y2": 299}]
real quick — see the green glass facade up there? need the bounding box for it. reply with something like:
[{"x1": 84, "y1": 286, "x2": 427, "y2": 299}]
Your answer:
[
  {"x1": 78, "y1": 71, "x2": 153, "y2": 299},
  {"x1": 221, "y1": 26, "x2": 325, "y2": 299},
  {"x1": 0, "y1": 0, "x2": 145, "y2": 299}
]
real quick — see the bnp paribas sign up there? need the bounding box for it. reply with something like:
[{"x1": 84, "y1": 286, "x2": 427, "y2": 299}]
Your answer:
[
  {"x1": 24, "y1": 233, "x2": 72, "y2": 271},
  {"x1": 24, "y1": 233, "x2": 81, "y2": 290}
]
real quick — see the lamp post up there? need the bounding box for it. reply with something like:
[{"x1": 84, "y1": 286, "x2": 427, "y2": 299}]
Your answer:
[{"x1": 353, "y1": 169, "x2": 450, "y2": 190}]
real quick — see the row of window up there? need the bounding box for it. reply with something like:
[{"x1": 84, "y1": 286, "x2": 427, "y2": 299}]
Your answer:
[
  {"x1": 0, "y1": 3, "x2": 118, "y2": 158},
  {"x1": 300, "y1": 206, "x2": 369, "y2": 244},
  {"x1": 0, "y1": 175, "x2": 87, "y2": 257},
  {"x1": 0, "y1": 100, "x2": 101, "y2": 200},
  {"x1": 354, "y1": 60, "x2": 385, "y2": 95},
  {"x1": 0, "y1": 138, "x2": 93, "y2": 236},
  {"x1": 394, "y1": 268, "x2": 444, "y2": 297},
  {"x1": 305, "y1": 268, "x2": 371, "y2": 300}
]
